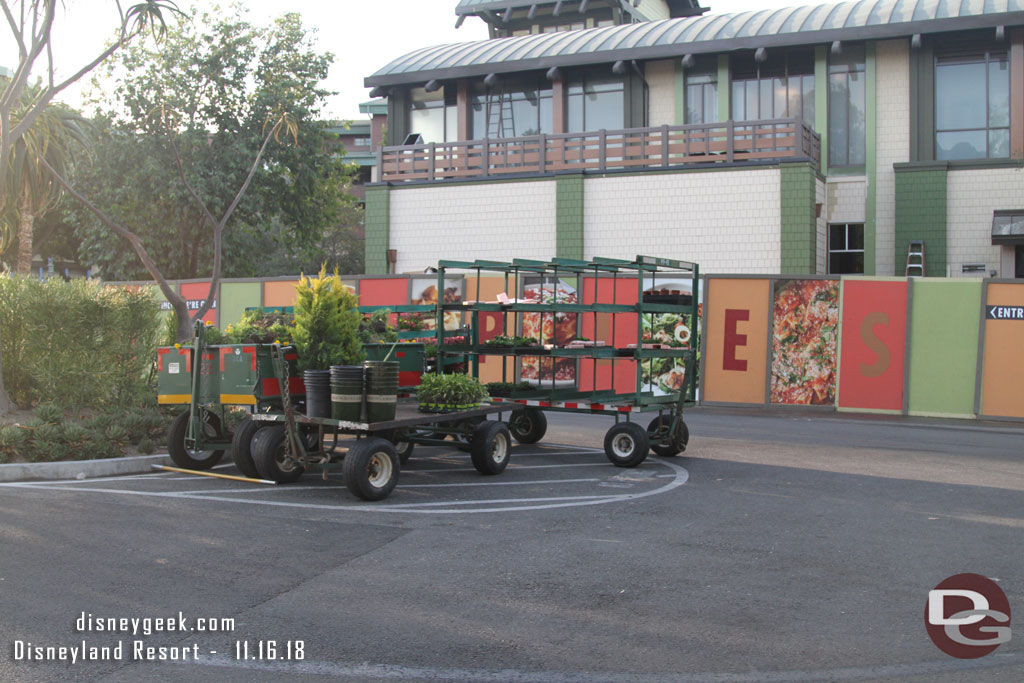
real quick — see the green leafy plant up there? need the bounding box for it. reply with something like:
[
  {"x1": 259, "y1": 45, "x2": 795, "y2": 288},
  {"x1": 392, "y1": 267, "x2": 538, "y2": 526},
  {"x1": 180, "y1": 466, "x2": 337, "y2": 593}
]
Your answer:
[
  {"x1": 359, "y1": 309, "x2": 398, "y2": 343},
  {"x1": 227, "y1": 309, "x2": 295, "y2": 344},
  {"x1": 293, "y1": 266, "x2": 364, "y2": 370},
  {"x1": 418, "y1": 373, "x2": 489, "y2": 411},
  {"x1": 484, "y1": 381, "x2": 537, "y2": 397}
]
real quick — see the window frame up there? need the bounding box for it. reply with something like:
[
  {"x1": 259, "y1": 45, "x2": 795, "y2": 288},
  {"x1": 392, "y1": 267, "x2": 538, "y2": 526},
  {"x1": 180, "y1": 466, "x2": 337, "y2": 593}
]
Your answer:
[
  {"x1": 934, "y1": 47, "x2": 1010, "y2": 161},
  {"x1": 828, "y1": 222, "x2": 865, "y2": 275}
]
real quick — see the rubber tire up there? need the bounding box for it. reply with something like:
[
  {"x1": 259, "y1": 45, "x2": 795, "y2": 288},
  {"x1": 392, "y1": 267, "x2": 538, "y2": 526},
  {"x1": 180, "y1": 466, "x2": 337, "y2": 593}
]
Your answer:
[
  {"x1": 377, "y1": 429, "x2": 414, "y2": 465},
  {"x1": 470, "y1": 421, "x2": 512, "y2": 475},
  {"x1": 508, "y1": 408, "x2": 547, "y2": 444},
  {"x1": 451, "y1": 416, "x2": 485, "y2": 453},
  {"x1": 343, "y1": 438, "x2": 400, "y2": 501},
  {"x1": 251, "y1": 425, "x2": 305, "y2": 484},
  {"x1": 168, "y1": 410, "x2": 225, "y2": 470},
  {"x1": 647, "y1": 415, "x2": 689, "y2": 457},
  {"x1": 604, "y1": 421, "x2": 649, "y2": 468},
  {"x1": 230, "y1": 416, "x2": 262, "y2": 478}
]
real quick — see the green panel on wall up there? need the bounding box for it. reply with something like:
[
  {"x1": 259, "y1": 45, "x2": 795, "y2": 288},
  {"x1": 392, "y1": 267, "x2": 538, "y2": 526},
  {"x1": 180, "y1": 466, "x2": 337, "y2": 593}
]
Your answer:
[
  {"x1": 779, "y1": 162, "x2": 817, "y2": 274},
  {"x1": 894, "y1": 164, "x2": 947, "y2": 276},
  {"x1": 556, "y1": 174, "x2": 585, "y2": 260},
  {"x1": 907, "y1": 279, "x2": 981, "y2": 417},
  {"x1": 364, "y1": 185, "x2": 391, "y2": 275},
  {"x1": 220, "y1": 282, "x2": 262, "y2": 329}
]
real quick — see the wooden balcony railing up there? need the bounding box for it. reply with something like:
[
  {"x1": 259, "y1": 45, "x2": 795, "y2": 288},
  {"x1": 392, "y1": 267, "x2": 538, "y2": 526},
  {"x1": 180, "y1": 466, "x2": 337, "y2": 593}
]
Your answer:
[{"x1": 377, "y1": 119, "x2": 820, "y2": 183}]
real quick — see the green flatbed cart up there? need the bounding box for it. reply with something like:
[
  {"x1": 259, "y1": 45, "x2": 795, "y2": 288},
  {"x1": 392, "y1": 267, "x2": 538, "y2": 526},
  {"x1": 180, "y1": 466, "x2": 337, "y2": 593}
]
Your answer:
[{"x1": 245, "y1": 344, "x2": 513, "y2": 501}]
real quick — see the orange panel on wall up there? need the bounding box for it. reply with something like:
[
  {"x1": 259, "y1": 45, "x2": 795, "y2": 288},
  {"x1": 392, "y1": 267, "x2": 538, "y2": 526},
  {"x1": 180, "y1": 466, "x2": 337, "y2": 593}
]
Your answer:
[
  {"x1": 838, "y1": 279, "x2": 908, "y2": 411},
  {"x1": 703, "y1": 278, "x2": 770, "y2": 404},
  {"x1": 980, "y1": 283, "x2": 1024, "y2": 418},
  {"x1": 466, "y1": 275, "x2": 515, "y2": 385},
  {"x1": 263, "y1": 280, "x2": 298, "y2": 307},
  {"x1": 580, "y1": 276, "x2": 639, "y2": 394},
  {"x1": 179, "y1": 282, "x2": 217, "y2": 325},
  {"x1": 359, "y1": 278, "x2": 409, "y2": 306}
]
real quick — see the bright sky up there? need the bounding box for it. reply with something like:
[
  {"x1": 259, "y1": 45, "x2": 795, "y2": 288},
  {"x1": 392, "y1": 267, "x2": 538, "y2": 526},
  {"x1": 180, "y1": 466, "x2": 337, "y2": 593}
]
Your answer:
[{"x1": 2, "y1": 0, "x2": 847, "y2": 121}]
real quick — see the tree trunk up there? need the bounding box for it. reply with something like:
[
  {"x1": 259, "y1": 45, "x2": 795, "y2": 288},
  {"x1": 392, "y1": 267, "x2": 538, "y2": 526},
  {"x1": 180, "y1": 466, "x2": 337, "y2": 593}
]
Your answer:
[{"x1": 15, "y1": 190, "x2": 36, "y2": 275}]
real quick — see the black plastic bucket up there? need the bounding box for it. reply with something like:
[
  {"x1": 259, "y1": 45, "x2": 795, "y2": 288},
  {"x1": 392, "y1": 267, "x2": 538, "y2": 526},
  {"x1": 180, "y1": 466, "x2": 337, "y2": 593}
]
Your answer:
[
  {"x1": 303, "y1": 369, "x2": 332, "y2": 418},
  {"x1": 330, "y1": 365, "x2": 363, "y2": 422},
  {"x1": 364, "y1": 360, "x2": 399, "y2": 423}
]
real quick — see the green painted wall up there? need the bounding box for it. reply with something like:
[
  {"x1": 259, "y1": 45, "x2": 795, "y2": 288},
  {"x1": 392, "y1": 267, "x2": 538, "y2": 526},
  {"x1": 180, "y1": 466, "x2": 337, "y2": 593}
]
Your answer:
[
  {"x1": 220, "y1": 281, "x2": 262, "y2": 329},
  {"x1": 556, "y1": 174, "x2": 585, "y2": 260},
  {"x1": 716, "y1": 55, "x2": 729, "y2": 123},
  {"x1": 894, "y1": 164, "x2": 947, "y2": 276},
  {"x1": 906, "y1": 279, "x2": 981, "y2": 416},
  {"x1": 864, "y1": 43, "x2": 877, "y2": 275},
  {"x1": 814, "y1": 46, "x2": 828, "y2": 171},
  {"x1": 780, "y1": 162, "x2": 817, "y2": 273},
  {"x1": 364, "y1": 185, "x2": 391, "y2": 275}
]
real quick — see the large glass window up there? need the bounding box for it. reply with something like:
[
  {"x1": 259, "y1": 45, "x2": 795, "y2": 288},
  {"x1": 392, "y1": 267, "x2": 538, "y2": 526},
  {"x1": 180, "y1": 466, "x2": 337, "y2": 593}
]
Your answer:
[
  {"x1": 409, "y1": 87, "x2": 457, "y2": 144},
  {"x1": 828, "y1": 46, "x2": 866, "y2": 167},
  {"x1": 685, "y1": 56, "x2": 717, "y2": 124},
  {"x1": 828, "y1": 223, "x2": 864, "y2": 274},
  {"x1": 731, "y1": 48, "x2": 814, "y2": 123},
  {"x1": 935, "y1": 49, "x2": 1009, "y2": 160},
  {"x1": 566, "y1": 74, "x2": 624, "y2": 132},
  {"x1": 471, "y1": 77, "x2": 553, "y2": 138}
]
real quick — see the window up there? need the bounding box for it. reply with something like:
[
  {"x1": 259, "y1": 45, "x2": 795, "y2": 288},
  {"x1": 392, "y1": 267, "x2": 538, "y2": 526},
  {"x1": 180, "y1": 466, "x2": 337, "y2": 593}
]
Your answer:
[
  {"x1": 566, "y1": 73, "x2": 624, "y2": 132},
  {"x1": 352, "y1": 137, "x2": 371, "y2": 147},
  {"x1": 935, "y1": 48, "x2": 1009, "y2": 160},
  {"x1": 828, "y1": 45, "x2": 866, "y2": 167},
  {"x1": 828, "y1": 223, "x2": 864, "y2": 274},
  {"x1": 471, "y1": 77, "x2": 553, "y2": 138},
  {"x1": 1017, "y1": 245, "x2": 1024, "y2": 278},
  {"x1": 540, "y1": 22, "x2": 584, "y2": 33},
  {"x1": 685, "y1": 56, "x2": 717, "y2": 124},
  {"x1": 731, "y1": 48, "x2": 814, "y2": 123},
  {"x1": 410, "y1": 87, "x2": 457, "y2": 143}
]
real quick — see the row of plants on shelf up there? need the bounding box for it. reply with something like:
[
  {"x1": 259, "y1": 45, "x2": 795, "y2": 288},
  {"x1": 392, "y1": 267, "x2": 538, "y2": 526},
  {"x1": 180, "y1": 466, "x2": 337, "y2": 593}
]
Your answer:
[
  {"x1": 417, "y1": 373, "x2": 489, "y2": 412},
  {"x1": 482, "y1": 335, "x2": 540, "y2": 347},
  {"x1": 398, "y1": 312, "x2": 430, "y2": 331},
  {"x1": 484, "y1": 381, "x2": 537, "y2": 397}
]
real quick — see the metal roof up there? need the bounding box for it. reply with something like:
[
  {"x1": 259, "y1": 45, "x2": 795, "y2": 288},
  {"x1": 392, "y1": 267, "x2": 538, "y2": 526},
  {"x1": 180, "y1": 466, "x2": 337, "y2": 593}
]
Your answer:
[
  {"x1": 454, "y1": 0, "x2": 669, "y2": 22},
  {"x1": 367, "y1": 0, "x2": 1024, "y2": 87}
]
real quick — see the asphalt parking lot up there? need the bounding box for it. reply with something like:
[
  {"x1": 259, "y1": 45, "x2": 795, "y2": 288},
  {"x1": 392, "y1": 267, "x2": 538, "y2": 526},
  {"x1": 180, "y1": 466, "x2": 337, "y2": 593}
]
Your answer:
[{"x1": 1, "y1": 410, "x2": 1022, "y2": 682}]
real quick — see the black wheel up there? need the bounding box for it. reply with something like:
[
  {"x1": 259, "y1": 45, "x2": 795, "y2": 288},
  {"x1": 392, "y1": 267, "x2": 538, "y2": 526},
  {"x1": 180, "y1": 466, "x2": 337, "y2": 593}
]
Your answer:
[
  {"x1": 301, "y1": 425, "x2": 322, "y2": 454},
  {"x1": 470, "y1": 421, "x2": 511, "y2": 475},
  {"x1": 508, "y1": 408, "x2": 547, "y2": 444},
  {"x1": 647, "y1": 415, "x2": 689, "y2": 457},
  {"x1": 378, "y1": 430, "x2": 414, "y2": 465},
  {"x1": 343, "y1": 438, "x2": 400, "y2": 501},
  {"x1": 604, "y1": 422, "x2": 649, "y2": 468},
  {"x1": 168, "y1": 409, "x2": 225, "y2": 470},
  {"x1": 450, "y1": 416, "x2": 485, "y2": 453},
  {"x1": 229, "y1": 416, "x2": 262, "y2": 478},
  {"x1": 251, "y1": 425, "x2": 305, "y2": 484}
]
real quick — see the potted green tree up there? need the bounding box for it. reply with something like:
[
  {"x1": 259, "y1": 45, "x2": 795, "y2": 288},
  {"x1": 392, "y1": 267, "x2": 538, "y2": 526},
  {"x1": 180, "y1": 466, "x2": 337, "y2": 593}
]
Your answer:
[{"x1": 293, "y1": 266, "x2": 363, "y2": 418}]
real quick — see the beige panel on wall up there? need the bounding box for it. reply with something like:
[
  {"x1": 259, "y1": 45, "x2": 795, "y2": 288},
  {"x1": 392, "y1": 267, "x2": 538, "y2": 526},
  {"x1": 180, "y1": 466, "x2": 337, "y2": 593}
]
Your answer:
[
  {"x1": 947, "y1": 169, "x2": 1019, "y2": 277},
  {"x1": 645, "y1": 59, "x2": 677, "y2": 127},
  {"x1": 875, "y1": 39, "x2": 910, "y2": 276},
  {"x1": 582, "y1": 168, "x2": 781, "y2": 273},
  {"x1": 826, "y1": 177, "x2": 867, "y2": 224},
  {"x1": 389, "y1": 181, "x2": 558, "y2": 272}
]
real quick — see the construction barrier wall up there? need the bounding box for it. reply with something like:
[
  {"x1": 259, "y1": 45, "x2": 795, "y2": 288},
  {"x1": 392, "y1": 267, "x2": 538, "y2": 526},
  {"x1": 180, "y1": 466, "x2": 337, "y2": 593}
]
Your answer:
[{"x1": 111, "y1": 275, "x2": 1024, "y2": 421}]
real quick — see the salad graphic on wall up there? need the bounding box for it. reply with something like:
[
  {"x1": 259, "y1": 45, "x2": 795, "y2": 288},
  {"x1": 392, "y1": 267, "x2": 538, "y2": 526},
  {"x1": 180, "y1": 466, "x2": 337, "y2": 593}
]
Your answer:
[
  {"x1": 770, "y1": 279, "x2": 839, "y2": 405},
  {"x1": 520, "y1": 277, "x2": 578, "y2": 384},
  {"x1": 640, "y1": 277, "x2": 697, "y2": 396},
  {"x1": 411, "y1": 277, "x2": 462, "y2": 331}
]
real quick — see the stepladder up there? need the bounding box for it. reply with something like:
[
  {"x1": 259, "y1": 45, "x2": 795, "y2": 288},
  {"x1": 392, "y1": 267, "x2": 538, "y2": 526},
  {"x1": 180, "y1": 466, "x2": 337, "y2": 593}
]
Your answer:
[{"x1": 906, "y1": 240, "x2": 925, "y2": 276}]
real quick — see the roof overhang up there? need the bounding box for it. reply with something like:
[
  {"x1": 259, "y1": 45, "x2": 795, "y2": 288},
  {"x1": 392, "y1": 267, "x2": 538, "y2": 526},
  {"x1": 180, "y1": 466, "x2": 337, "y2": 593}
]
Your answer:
[
  {"x1": 367, "y1": 9, "x2": 1023, "y2": 88},
  {"x1": 993, "y1": 211, "x2": 1024, "y2": 245}
]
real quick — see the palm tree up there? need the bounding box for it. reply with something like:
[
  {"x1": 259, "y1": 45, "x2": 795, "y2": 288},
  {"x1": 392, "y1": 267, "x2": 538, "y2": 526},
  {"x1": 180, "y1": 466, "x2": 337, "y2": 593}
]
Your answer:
[{"x1": 2, "y1": 87, "x2": 88, "y2": 274}]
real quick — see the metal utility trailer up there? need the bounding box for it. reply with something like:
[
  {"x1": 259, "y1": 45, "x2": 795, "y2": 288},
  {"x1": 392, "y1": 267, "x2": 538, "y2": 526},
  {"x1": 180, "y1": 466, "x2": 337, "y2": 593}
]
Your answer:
[
  {"x1": 435, "y1": 255, "x2": 699, "y2": 468},
  {"x1": 244, "y1": 345, "x2": 513, "y2": 501}
]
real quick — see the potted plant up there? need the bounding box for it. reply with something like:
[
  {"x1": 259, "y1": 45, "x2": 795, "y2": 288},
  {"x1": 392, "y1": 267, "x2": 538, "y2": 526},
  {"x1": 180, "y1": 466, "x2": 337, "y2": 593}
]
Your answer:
[
  {"x1": 293, "y1": 266, "x2": 363, "y2": 417},
  {"x1": 418, "y1": 373, "x2": 489, "y2": 413}
]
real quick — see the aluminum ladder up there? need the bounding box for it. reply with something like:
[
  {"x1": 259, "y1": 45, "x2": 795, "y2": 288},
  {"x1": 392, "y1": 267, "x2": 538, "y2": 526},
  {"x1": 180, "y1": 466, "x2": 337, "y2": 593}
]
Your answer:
[{"x1": 905, "y1": 240, "x2": 925, "y2": 276}]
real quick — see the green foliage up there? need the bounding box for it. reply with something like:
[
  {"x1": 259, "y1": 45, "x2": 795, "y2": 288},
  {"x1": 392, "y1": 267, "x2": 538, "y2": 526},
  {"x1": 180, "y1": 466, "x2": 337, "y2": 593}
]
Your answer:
[
  {"x1": 359, "y1": 309, "x2": 398, "y2": 344},
  {"x1": 227, "y1": 309, "x2": 294, "y2": 344},
  {"x1": 137, "y1": 437, "x2": 155, "y2": 454},
  {"x1": 75, "y1": 7, "x2": 358, "y2": 281},
  {"x1": 293, "y1": 266, "x2": 363, "y2": 371},
  {"x1": 35, "y1": 404, "x2": 64, "y2": 424},
  {"x1": 484, "y1": 382, "x2": 537, "y2": 397},
  {"x1": 0, "y1": 276, "x2": 161, "y2": 409},
  {"x1": 417, "y1": 373, "x2": 489, "y2": 408}
]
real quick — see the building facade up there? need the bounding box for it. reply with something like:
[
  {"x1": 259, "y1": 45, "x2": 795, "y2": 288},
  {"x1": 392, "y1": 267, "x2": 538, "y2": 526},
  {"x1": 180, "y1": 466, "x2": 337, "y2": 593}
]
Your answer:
[{"x1": 362, "y1": 0, "x2": 1024, "y2": 278}]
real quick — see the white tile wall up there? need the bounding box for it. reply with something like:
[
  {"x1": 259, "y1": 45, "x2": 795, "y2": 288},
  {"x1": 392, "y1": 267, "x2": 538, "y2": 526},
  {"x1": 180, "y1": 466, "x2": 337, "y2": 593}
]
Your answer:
[
  {"x1": 646, "y1": 60, "x2": 677, "y2": 127},
  {"x1": 582, "y1": 169, "x2": 782, "y2": 273},
  {"x1": 875, "y1": 39, "x2": 910, "y2": 276},
  {"x1": 389, "y1": 181, "x2": 557, "y2": 272},
  {"x1": 947, "y1": 168, "x2": 1024, "y2": 277},
  {"x1": 826, "y1": 177, "x2": 867, "y2": 224}
]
